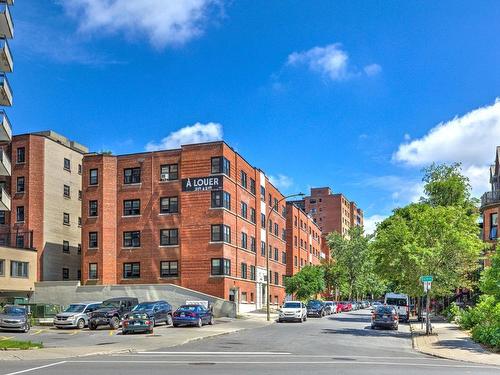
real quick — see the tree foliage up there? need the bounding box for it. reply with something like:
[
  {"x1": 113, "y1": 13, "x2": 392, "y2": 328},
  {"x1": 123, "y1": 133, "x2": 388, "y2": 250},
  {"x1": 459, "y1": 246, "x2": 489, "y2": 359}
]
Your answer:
[
  {"x1": 480, "y1": 247, "x2": 500, "y2": 301},
  {"x1": 284, "y1": 265, "x2": 325, "y2": 300}
]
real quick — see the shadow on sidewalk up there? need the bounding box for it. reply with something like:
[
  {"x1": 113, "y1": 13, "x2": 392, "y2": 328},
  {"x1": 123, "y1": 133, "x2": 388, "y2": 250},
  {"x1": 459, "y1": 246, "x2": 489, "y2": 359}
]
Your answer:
[{"x1": 433, "y1": 338, "x2": 489, "y2": 354}]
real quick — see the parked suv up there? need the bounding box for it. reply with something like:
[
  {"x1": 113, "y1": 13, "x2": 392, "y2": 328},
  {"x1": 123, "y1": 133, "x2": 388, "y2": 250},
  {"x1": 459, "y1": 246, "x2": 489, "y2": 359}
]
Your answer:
[
  {"x1": 89, "y1": 297, "x2": 138, "y2": 330},
  {"x1": 278, "y1": 301, "x2": 307, "y2": 323},
  {"x1": 130, "y1": 300, "x2": 173, "y2": 326},
  {"x1": 54, "y1": 302, "x2": 101, "y2": 329},
  {"x1": 306, "y1": 300, "x2": 326, "y2": 317}
]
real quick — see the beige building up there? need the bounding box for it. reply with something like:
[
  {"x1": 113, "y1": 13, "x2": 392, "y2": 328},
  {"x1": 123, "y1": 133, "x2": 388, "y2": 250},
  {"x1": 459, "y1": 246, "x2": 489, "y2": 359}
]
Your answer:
[{"x1": 0, "y1": 246, "x2": 37, "y2": 301}]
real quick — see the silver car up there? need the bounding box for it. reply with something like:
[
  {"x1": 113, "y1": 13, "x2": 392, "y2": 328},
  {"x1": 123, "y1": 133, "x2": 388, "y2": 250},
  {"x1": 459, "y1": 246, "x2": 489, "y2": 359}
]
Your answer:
[
  {"x1": 54, "y1": 302, "x2": 101, "y2": 329},
  {"x1": 0, "y1": 305, "x2": 30, "y2": 332}
]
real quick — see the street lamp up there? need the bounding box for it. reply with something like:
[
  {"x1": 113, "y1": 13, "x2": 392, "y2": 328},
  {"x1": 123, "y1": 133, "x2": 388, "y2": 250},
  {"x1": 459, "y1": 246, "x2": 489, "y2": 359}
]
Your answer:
[{"x1": 266, "y1": 192, "x2": 305, "y2": 321}]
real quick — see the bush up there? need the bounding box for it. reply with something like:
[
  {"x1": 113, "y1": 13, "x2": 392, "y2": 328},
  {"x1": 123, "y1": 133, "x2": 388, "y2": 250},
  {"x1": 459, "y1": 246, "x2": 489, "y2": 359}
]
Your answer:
[{"x1": 444, "y1": 302, "x2": 461, "y2": 322}]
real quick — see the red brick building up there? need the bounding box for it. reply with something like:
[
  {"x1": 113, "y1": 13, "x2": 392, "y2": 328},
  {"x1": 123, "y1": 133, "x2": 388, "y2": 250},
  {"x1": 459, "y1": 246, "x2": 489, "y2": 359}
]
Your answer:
[
  {"x1": 81, "y1": 141, "x2": 287, "y2": 309},
  {"x1": 285, "y1": 202, "x2": 323, "y2": 276}
]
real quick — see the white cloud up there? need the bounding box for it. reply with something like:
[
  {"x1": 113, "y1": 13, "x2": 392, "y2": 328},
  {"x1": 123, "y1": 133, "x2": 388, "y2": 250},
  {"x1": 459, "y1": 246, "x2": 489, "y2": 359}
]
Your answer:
[
  {"x1": 286, "y1": 43, "x2": 380, "y2": 81},
  {"x1": 269, "y1": 174, "x2": 294, "y2": 190},
  {"x1": 61, "y1": 0, "x2": 222, "y2": 48},
  {"x1": 146, "y1": 122, "x2": 223, "y2": 151},
  {"x1": 363, "y1": 214, "x2": 386, "y2": 235},
  {"x1": 394, "y1": 98, "x2": 500, "y2": 197}
]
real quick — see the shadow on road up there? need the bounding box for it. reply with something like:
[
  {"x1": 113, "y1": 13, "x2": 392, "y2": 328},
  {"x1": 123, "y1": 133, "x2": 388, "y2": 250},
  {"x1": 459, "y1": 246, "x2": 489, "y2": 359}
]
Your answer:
[
  {"x1": 322, "y1": 327, "x2": 412, "y2": 339},
  {"x1": 328, "y1": 316, "x2": 371, "y2": 323}
]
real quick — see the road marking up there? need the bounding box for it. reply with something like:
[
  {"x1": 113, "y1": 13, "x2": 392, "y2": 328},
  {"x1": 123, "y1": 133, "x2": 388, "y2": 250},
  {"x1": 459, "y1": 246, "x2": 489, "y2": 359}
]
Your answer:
[
  {"x1": 67, "y1": 360, "x2": 499, "y2": 369},
  {"x1": 29, "y1": 329, "x2": 47, "y2": 336},
  {"x1": 136, "y1": 351, "x2": 292, "y2": 355},
  {"x1": 2, "y1": 361, "x2": 67, "y2": 375},
  {"x1": 69, "y1": 330, "x2": 79, "y2": 335},
  {"x1": 0, "y1": 336, "x2": 13, "y2": 341},
  {"x1": 108, "y1": 330, "x2": 114, "y2": 336}
]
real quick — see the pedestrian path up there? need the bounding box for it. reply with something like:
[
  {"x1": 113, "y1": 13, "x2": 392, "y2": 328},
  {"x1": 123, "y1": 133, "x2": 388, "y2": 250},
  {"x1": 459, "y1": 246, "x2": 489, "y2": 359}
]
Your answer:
[{"x1": 410, "y1": 318, "x2": 500, "y2": 366}]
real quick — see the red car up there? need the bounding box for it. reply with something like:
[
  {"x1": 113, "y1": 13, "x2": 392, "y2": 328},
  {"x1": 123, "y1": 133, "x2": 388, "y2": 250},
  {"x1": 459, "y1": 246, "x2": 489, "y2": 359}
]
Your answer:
[{"x1": 340, "y1": 301, "x2": 352, "y2": 312}]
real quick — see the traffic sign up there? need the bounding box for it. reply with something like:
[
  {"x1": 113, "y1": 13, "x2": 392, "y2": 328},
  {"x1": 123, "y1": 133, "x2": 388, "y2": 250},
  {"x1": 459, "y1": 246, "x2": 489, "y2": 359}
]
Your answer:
[
  {"x1": 420, "y1": 275, "x2": 433, "y2": 282},
  {"x1": 423, "y1": 281, "x2": 432, "y2": 292}
]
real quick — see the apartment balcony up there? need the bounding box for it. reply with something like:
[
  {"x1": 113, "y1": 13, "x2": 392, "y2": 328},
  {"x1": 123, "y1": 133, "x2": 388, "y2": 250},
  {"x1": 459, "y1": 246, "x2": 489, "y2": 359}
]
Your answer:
[
  {"x1": 0, "y1": 109, "x2": 11, "y2": 142},
  {"x1": 480, "y1": 191, "x2": 500, "y2": 210},
  {"x1": 0, "y1": 184, "x2": 10, "y2": 210},
  {"x1": 0, "y1": 73, "x2": 11, "y2": 106},
  {"x1": 0, "y1": 38, "x2": 12, "y2": 72},
  {"x1": 0, "y1": 147, "x2": 10, "y2": 176},
  {"x1": 0, "y1": 231, "x2": 35, "y2": 250},
  {"x1": 0, "y1": 4, "x2": 13, "y2": 39}
]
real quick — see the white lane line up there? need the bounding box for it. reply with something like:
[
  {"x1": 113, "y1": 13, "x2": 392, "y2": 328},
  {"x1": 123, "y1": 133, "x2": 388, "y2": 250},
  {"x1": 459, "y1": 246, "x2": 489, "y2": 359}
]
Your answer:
[
  {"x1": 136, "y1": 351, "x2": 292, "y2": 355},
  {"x1": 67, "y1": 360, "x2": 499, "y2": 369},
  {"x1": 2, "y1": 361, "x2": 67, "y2": 375}
]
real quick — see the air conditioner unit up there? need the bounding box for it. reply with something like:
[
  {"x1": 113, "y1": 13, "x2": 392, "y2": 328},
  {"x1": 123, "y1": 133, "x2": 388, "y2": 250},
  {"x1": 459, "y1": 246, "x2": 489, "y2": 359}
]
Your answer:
[{"x1": 160, "y1": 173, "x2": 169, "y2": 181}]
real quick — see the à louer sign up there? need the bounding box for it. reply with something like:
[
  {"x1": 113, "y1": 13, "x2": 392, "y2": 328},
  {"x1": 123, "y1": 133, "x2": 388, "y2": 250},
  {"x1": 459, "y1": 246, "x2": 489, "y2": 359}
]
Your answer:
[{"x1": 182, "y1": 175, "x2": 223, "y2": 192}]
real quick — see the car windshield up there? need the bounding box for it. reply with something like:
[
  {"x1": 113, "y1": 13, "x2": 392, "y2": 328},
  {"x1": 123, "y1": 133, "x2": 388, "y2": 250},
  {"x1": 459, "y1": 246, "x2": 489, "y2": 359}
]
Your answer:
[
  {"x1": 386, "y1": 298, "x2": 408, "y2": 306},
  {"x1": 376, "y1": 306, "x2": 395, "y2": 314},
  {"x1": 307, "y1": 301, "x2": 321, "y2": 307},
  {"x1": 179, "y1": 305, "x2": 200, "y2": 311},
  {"x1": 325, "y1": 302, "x2": 333, "y2": 306},
  {"x1": 133, "y1": 303, "x2": 155, "y2": 311},
  {"x1": 283, "y1": 302, "x2": 301, "y2": 308},
  {"x1": 102, "y1": 301, "x2": 121, "y2": 308},
  {"x1": 64, "y1": 304, "x2": 86, "y2": 313},
  {"x1": 129, "y1": 313, "x2": 149, "y2": 320},
  {"x1": 3, "y1": 306, "x2": 26, "y2": 315}
]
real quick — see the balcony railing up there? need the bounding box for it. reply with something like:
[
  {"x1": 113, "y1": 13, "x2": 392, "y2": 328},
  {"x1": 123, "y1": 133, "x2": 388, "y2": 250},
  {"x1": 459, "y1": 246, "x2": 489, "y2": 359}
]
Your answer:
[
  {"x1": 480, "y1": 191, "x2": 500, "y2": 208},
  {"x1": 0, "y1": 184, "x2": 10, "y2": 210},
  {"x1": 0, "y1": 4, "x2": 13, "y2": 39},
  {"x1": 0, "y1": 147, "x2": 10, "y2": 176},
  {"x1": 0, "y1": 109, "x2": 11, "y2": 142},
  {"x1": 0, "y1": 73, "x2": 12, "y2": 106},
  {"x1": 0, "y1": 231, "x2": 35, "y2": 250},
  {"x1": 0, "y1": 38, "x2": 12, "y2": 73}
]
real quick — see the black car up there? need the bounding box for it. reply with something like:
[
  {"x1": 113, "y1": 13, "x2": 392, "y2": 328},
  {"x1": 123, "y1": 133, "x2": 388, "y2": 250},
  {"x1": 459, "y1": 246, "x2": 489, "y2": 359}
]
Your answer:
[
  {"x1": 306, "y1": 300, "x2": 326, "y2": 317},
  {"x1": 371, "y1": 305, "x2": 399, "y2": 330},
  {"x1": 89, "y1": 297, "x2": 138, "y2": 330},
  {"x1": 129, "y1": 300, "x2": 173, "y2": 326}
]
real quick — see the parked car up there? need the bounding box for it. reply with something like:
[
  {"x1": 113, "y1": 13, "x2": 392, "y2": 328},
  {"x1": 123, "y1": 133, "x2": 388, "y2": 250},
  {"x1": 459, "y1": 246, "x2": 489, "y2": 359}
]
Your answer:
[
  {"x1": 130, "y1": 300, "x2": 173, "y2": 326},
  {"x1": 385, "y1": 293, "x2": 410, "y2": 322},
  {"x1": 172, "y1": 304, "x2": 214, "y2": 327},
  {"x1": 371, "y1": 305, "x2": 399, "y2": 330},
  {"x1": 278, "y1": 301, "x2": 307, "y2": 322},
  {"x1": 122, "y1": 312, "x2": 154, "y2": 334},
  {"x1": 54, "y1": 301, "x2": 101, "y2": 329},
  {"x1": 324, "y1": 301, "x2": 337, "y2": 314},
  {"x1": 371, "y1": 301, "x2": 382, "y2": 311},
  {"x1": 88, "y1": 297, "x2": 138, "y2": 330},
  {"x1": 0, "y1": 305, "x2": 30, "y2": 332},
  {"x1": 340, "y1": 301, "x2": 352, "y2": 312},
  {"x1": 306, "y1": 300, "x2": 326, "y2": 317}
]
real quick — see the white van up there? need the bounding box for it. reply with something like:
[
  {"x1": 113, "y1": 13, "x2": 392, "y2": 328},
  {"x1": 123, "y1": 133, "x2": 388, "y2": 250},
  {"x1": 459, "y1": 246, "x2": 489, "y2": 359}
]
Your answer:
[{"x1": 384, "y1": 293, "x2": 410, "y2": 322}]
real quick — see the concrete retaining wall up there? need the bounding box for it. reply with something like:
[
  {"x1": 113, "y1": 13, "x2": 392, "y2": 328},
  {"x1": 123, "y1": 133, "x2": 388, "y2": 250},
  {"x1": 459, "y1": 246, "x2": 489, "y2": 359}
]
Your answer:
[{"x1": 31, "y1": 282, "x2": 236, "y2": 318}]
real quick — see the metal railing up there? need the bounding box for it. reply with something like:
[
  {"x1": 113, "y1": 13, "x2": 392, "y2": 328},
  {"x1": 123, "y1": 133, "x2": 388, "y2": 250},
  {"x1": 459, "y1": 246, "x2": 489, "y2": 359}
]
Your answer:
[
  {"x1": 0, "y1": 231, "x2": 34, "y2": 249},
  {"x1": 480, "y1": 190, "x2": 500, "y2": 208}
]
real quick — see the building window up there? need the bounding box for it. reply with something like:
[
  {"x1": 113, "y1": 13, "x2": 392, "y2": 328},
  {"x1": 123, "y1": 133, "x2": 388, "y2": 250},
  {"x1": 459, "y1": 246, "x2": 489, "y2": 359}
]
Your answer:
[
  {"x1": 250, "y1": 178, "x2": 256, "y2": 194},
  {"x1": 211, "y1": 156, "x2": 230, "y2": 176},
  {"x1": 89, "y1": 200, "x2": 98, "y2": 217},
  {"x1": 250, "y1": 236, "x2": 256, "y2": 252},
  {"x1": 62, "y1": 268, "x2": 69, "y2": 280},
  {"x1": 282, "y1": 205, "x2": 286, "y2": 216},
  {"x1": 261, "y1": 241, "x2": 266, "y2": 256},
  {"x1": 160, "y1": 196, "x2": 178, "y2": 214},
  {"x1": 241, "y1": 232, "x2": 247, "y2": 249},
  {"x1": 282, "y1": 251, "x2": 286, "y2": 264},
  {"x1": 240, "y1": 171, "x2": 247, "y2": 188},
  {"x1": 211, "y1": 258, "x2": 231, "y2": 275},
  {"x1": 16, "y1": 147, "x2": 25, "y2": 163},
  {"x1": 123, "y1": 262, "x2": 140, "y2": 279},
  {"x1": 241, "y1": 262, "x2": 248, "y2": 279},
  {"x1": 250, "y1": 265, "x2": 256, "y2": 281},
  {"x1": 63, "y1": 213, "x2": 70, "y2": 225},
  {"x1": 160, "y1": 261, "x2": 178, "y2": 277},
  {"x1": 64, "y1": 158, "x2": 71, "y2": 171},
  {"x1": 294, "y1": 256, "x2": 298, "y2": 266},
  {"x1": 63, "y1": 184, "x2": 70, "y2": 198},
  {"x1": 269, "y1": 245, "x2": 273, "y2": 259},
  {"x1": 63, "y1": 240, "x2": 70, "y2": 253},
  {"x1": 77, "y1": 269, "x2": 81, "y2": 280},
  {"x1": 124, "y1": 167, "x2": 141, "y2": 184},
  {"x1": 160, "y1": 229, "x2": 179, "y2": 246},
  {"x1": 250, "y1": 208, "x2": 256, "y2": 223},
  {"x1": 260, "y1": 186, "x2": 265, "y2": 201},
  {"x1": 77, "y1": 244, "x2": 81, "y2": 254},
  {"x1": 211, "y1": 224, "x2": 231, "y2": 243},
  {"x1": 211, "y1": 190, "x2": 231, "y2": 210},
  {"x1": 123, "y1": 199, "x2": 140, "y2": 216},
  {"x1": 88, "y1": 263, "x2": 98, "y2": 279},
  {"x1": 16, "y1": 235, "x2": 24, "y2": 248},
  {"x1": 123, "y1": 231, "x2": 141, "y2": 248},
  {"x1": 282, "y1": 228, "x2": 286, "y2": 241},
  {"x1": 269, "y1": 219, "x2": 273, "y2": 232},
  {"x1": 274, "y1": 223, "x2": 279, "y2": 236},
  {"x1": 294, "y1": 236, "x2": 298, "y2": 247},
  {"x1": 261, "y1": 213, "x2": 266, "y2": 228},
  {"x1": 78, "y1": 164, "x2": 82, "y2": 175},
  {"x1": 274, "y1": 272, "x2": 279, "y2": 285},
  {"x1": 490, "y1": 213, "x2": 498, "y2": 240},
  {"x1": 241, "y1": 292, "x2": 247, "y2": 303},
  {"x1": 89, "y1": 169, "x2": 98, "y2": 185},
  {"x1": 78, "y1": 217, "x2": 82, "y2": 227},
  {"x1": 0, "y1": 259, "x2": 4, "y2": 276},
  {"x1": 78, "y1": 190, "x2": 82, "y2": 200},
  {"x1": 274, "y1": 247, "x2": 279, "y2": 261},
  {"x1": 0, "y1": 211, "x2": 4, "y2": 225},
  {"x1": 241, "y1": 202, "x2": 248, "y2": 219},
  {"x1": 16, "y1": 206, "x2": 25, "y2": 222},
  {"x1": 160, "y1": 164, "x2": 178, "y2": 181},
  {"x1": 89, "y1": 232, "x2": 98, "y2": 248},
  {"x1": 11, "y1": 261, "x2": 29, "y2": 278},
  {"x1": 16, "y1": 176, "x2": 25, "y2": 193},
  {"x1": 274, "y1": 198, "x2": 278, "y2": 211}
]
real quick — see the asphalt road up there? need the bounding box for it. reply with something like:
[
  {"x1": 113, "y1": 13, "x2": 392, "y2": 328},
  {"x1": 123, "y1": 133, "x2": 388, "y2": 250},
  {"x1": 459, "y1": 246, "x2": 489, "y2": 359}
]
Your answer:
[{"x1": 1, "y1": 309, "x2": 498, "y2": 375}]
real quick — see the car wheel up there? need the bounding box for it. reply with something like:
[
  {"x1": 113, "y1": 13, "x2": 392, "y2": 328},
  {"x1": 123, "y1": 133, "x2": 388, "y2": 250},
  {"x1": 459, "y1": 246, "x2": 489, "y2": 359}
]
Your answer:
[
  {"x1": 197, "y1": 318, "x2": 203, "y2": 328},
  {"x1": 89, "y1": 321, "x2": 97, "y2": 330},
  {"x1": 166, "y1": 314, "x2": 173, "y2": 326},
  {"x1": 23, "y1": 323, "x2": 30, "y2": 333},
  {"x1": 151, "y1": 318, "x2": 156, "y2": 327},
  {"x1": 110, "y1": 317, "x2": 120, "y2": 330},
  {"x1": 77, "y1": 319, "x2": 85, "y2": 330},
  {"x1": 173, "y1": 323, "x2": 179, "y2": 327},
  {"x1": 122, "y1": 330, "x2": 127, "y2": 335},
  {"x1": 303, "y1": 315, "x2": 307, "y2": 322},
  {"x1": 209, "y1": 316, "x2": 214, "y2": 325}
]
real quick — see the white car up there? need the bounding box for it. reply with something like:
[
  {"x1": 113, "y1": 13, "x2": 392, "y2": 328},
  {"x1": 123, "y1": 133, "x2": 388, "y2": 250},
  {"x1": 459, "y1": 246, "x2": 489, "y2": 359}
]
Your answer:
[{"x1": 278, "y1": 301, "x2": 308, "y2": 323}]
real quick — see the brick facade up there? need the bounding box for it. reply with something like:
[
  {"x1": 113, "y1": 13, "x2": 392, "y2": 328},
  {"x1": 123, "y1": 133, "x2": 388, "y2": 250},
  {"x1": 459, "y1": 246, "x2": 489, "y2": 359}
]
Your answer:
[{"x1": 81, "y1": 141, "x2": 287, "y2": 306}]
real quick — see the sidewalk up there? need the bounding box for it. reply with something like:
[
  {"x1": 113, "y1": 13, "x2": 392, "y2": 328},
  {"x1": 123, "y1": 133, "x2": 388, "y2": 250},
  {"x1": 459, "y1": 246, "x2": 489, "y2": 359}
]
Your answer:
[
  {"x1": 410, "y1": 318, "x2": 500, "y2": 366},
  {"x1": 0, "y1": 316, "x2": 272, "y2": 361}
]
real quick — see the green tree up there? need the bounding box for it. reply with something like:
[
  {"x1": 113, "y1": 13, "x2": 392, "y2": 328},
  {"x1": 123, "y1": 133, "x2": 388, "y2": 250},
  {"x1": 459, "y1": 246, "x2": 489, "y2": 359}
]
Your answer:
[
  {"x1": 284, "y1": 265, "x2": 325, "y2": 300},
  {"x1": 480, "y1": 247, "x2": 500, "y2": 300}
]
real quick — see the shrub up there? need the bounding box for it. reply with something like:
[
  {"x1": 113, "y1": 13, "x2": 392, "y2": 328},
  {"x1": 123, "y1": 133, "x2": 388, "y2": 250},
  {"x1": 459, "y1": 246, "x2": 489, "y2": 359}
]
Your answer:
[{"x1": 444, "y1": 302, "x2": 461, "y2": 322}]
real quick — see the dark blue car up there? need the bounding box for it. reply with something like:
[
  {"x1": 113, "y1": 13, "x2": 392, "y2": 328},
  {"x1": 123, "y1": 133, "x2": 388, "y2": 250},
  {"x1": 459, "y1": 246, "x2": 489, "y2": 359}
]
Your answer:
[{"x1": 172, "y1": 305, "x2": 214, "y2": 328}]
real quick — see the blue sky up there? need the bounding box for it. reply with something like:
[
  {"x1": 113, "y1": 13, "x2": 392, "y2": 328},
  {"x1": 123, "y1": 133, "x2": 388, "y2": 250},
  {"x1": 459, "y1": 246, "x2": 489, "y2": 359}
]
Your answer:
[{"x1": 9, "y1": 1, "x2": 500, "y2": 231}]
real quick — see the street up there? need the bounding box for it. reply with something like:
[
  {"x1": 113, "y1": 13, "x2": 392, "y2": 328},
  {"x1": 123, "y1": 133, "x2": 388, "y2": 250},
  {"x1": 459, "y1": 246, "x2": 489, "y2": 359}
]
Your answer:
[{"x1": 1, "y1": 310, "x2": 498, "y2": 375}]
